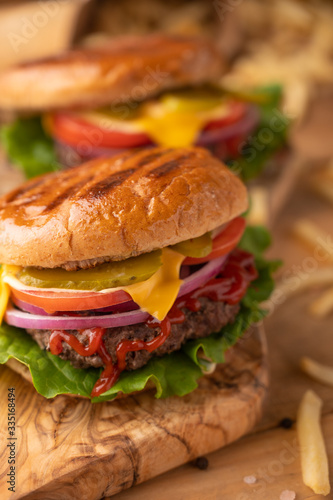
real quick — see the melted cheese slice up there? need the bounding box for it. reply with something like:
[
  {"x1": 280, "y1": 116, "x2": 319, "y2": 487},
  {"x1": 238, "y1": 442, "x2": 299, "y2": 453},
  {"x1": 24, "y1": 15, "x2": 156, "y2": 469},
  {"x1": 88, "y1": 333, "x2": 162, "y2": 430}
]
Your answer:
[
  {"x1": 76, "y1": 95, "x2": 231, "y2": 148},
  {"x1": 139, "y1": 111, "x2": 204, "y2": 147},
  {"x1": 0, "y1": 269, "x2": 10, "y2": 325},
  {"x1": 125, "y1": 248, "x2": 184, "y2": 320},
  {"x1": 0, "y1": 249, "x2": 185, "y2": 323}
]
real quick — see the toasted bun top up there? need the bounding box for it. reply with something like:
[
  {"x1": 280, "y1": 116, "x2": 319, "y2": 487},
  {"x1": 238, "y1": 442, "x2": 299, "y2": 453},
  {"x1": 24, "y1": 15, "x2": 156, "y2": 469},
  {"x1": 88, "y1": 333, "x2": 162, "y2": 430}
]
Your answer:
[
  {"x1": 0, "y1": 35, "x2": 224, "y2": 112},
  {"x1": 0, "y1": 147, "x2": 248, "y2": 268}
]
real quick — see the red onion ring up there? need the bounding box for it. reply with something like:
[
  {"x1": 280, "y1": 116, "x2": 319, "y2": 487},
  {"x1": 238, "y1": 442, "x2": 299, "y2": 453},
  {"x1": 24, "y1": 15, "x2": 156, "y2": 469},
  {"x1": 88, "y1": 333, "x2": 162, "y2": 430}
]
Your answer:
[
  {"x1": 179, "y1": 254, "x2": 227, "y2": 296},
  {"x1": 196, "y1": 105, "x2": 260, "y2": 146},
  {"x1": 5, "y1": 307, "x2": 150, "y2": 330}
]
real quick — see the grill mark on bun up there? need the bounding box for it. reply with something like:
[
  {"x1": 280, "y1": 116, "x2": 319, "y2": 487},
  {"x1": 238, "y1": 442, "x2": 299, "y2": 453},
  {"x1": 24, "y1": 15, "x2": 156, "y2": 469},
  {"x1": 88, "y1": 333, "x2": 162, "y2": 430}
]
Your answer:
[
  {"x1": 136, "y1": 150, "x2": 171, "y2": 167},
  {"x1": 4, "y1": 178, "x2": 46, "y2": 204},
  {"x1": 42, "y1": 176, "x2": 94, "y2": 213},
  {"x1": 81, "y1": 168, "x2": 136, "y2": 199},
  {"x1": 147, "y1": 153, "x2": 192, "y2": 178}
]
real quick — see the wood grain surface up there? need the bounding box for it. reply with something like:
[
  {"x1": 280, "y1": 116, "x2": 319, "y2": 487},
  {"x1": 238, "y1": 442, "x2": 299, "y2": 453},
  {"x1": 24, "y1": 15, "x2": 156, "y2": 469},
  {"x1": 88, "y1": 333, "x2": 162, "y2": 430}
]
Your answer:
[
  {"x1": 0, "y1": 325, "x2": 267, "y2": 500},
  {"x1": 113, "y1": 414, "x2": 333, "y2": 500}
]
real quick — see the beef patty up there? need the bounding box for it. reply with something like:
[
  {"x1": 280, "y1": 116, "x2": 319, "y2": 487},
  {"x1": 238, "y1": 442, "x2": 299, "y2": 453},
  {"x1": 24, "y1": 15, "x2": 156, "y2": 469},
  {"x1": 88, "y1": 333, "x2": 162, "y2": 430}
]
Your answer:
[{"x1": 27, "y1": 298, "x2": 240, "y2": 371}]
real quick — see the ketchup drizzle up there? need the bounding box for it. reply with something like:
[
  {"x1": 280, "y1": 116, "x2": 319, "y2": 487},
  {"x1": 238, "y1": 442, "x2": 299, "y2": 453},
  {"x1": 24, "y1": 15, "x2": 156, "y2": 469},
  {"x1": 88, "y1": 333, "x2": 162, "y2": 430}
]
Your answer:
[
  {"x1": 49, "y1": 327, "x2": 105, "y2": 356},
  {"x1": 49, "y1": 249, "x2": 257, "y2": 398},
  {"x1": 91, "y1": 341, "x2": 120, "y2": 398}
]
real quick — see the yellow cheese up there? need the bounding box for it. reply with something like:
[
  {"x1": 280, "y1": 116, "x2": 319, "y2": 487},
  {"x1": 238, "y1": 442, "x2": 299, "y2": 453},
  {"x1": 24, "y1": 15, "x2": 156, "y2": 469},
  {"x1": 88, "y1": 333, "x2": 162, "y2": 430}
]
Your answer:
[
  {"x1": 1, "y1": 249, "x2": 185, "y2": 322},
  {"x1": 125, "y1": 248, "x2": 184, "y2": 321},
  {"x1": 0, "y1": 268, "x2": 10, "y2": 325},
  {"x1": 138, "y1": 110, "x2": 204, "y2": 147},
  {"x1": 75, "y1": 94, "x2": 231, "y2": 148}
]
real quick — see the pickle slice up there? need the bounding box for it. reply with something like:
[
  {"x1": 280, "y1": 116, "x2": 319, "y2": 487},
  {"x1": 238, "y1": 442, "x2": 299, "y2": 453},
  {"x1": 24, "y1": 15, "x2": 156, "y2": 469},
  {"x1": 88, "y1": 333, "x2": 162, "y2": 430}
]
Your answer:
[
  {"x1": 17, "y1": 251, "x2": 162, "y2": 291},
  {"x1": 171, "y1": 233, "x2": 212, "y2": 258}
]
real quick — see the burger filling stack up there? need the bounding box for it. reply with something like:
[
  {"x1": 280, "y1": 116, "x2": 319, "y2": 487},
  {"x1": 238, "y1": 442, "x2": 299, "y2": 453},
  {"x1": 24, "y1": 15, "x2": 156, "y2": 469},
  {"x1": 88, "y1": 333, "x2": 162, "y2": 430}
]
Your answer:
[
  {"x1": 0, "y1": 35, "x2": 287, "y2": 182},
  {"x1": 0, "y1": 147, "x2": 278, "y2": 401}
]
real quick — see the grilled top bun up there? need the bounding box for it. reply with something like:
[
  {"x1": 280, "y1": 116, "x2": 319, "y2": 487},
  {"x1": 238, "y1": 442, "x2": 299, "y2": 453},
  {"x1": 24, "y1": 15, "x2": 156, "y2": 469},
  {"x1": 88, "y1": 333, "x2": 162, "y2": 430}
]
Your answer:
[
  {"x1": 0, "y1": 35, "x2": 224, "y2": 112},
  {"x1": 0, "y1": 147, "x2": 247, "y2": 269}
]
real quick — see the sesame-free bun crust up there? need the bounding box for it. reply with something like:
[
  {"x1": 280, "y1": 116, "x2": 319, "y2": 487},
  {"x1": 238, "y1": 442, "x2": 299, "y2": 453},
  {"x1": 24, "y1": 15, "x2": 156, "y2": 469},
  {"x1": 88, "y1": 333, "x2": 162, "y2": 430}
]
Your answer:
[
  {"x1": 0, "y1": 35, "x2": 224, "y2": 112},
  {"x1": 0, "y1": 147, "x2": 248, "y2": 268}
]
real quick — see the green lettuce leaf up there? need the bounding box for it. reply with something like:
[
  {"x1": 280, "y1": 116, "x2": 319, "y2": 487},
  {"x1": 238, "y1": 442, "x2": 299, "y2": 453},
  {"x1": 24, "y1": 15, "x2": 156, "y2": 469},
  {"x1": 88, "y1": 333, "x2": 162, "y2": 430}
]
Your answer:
[
  {"x1": 0, "y1": 226, "x2": 277, "y2": 402},
  {"x1": 1, "y1": 117, "x2": 60, "y2": 178},
  {"x1": 93, "y1": 351, "x2": 203, "y2": 403},
  {"x1": 0, "y1": 324, "x2": 97, "y2": 397},
  {"x1": 226, "y1": 85, "x2": 289, "y2": 181},
  {"x1": 239, "y1": 224, "x2": 272, "y2": 256},
  {"x1": 183, "y1": 306, "x2": 259, "y2": 370}
]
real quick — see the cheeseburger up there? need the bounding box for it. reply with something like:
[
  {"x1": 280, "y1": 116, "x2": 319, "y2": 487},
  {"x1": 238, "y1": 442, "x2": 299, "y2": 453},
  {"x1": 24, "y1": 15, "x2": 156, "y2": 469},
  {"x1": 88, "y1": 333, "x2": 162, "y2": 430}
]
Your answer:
[
  {"x1": 0, "y1": 147, "x2": 275, "y2": 401},
  {"x1": 0, "y1": 34, "x2": 286, "y2": 180}
]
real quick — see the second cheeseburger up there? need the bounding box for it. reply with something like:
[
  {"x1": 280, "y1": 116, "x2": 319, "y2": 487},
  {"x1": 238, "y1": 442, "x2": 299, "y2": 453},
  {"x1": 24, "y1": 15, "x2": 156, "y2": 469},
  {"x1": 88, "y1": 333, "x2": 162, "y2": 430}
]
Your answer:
[{"x1": 0, "y1": 147, "x2": 274, "y2": 401}]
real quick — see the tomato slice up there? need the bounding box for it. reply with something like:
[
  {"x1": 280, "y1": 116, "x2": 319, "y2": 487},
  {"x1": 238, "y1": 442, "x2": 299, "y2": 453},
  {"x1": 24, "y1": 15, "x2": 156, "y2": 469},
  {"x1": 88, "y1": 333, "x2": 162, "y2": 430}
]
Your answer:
[
  {"x1": 184, "y1": 217, "x2": 246, "y2": 265},
  {"x1": 49, "y1": 100, "x2": 248, "y2": 152},
  {"x1": 203, "y1": 101, "x2": 247, "y2": 131},
  {"x1": 10, "y1": 287, "x2": 131, "y2": 314},
  {"x1": 50, "y1": 113, "x2": 152, "y2": 148}
]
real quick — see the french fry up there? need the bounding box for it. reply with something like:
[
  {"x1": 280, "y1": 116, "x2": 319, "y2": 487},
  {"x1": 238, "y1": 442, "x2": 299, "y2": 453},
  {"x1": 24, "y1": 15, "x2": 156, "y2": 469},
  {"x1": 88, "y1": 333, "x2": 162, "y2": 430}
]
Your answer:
[
  {"x1": 221, "y1": 0, "x2": 333, "y2": 119},
  {"x1": 273, "y1": 267, "x2": 333, "y2": 303},
  {"x1": 247, "y1": 187, "x2": 269, "y2": 226},
  {"x1": 301, "y1": 357, "x2": 333, "y2": 387},
  {"x1": 292, "y1": 219, "x2": 333, "y2": 259},
  {"x1": 297, "y1": 390, "x2": 331, "y2": 496},
  {"x1": 309, "y1": 287, "x2": 333, "y2": 317}
]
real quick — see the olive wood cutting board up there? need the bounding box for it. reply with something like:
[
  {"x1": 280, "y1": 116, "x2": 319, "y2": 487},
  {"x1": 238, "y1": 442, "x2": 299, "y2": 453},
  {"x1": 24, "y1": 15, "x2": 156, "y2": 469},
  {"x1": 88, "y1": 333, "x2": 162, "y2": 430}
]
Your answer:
[{"x1": 0, "y1": 324, "x2": 267, "y2": 500}]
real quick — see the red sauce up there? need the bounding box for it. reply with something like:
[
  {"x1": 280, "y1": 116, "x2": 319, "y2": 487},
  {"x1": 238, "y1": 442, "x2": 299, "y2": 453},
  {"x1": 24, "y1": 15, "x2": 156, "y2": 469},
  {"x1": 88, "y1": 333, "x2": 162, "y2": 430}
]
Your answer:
[
  {"x1": 90, "y1": 341, "x2": 120, "y2": 398},
  {"x1": 49, "y1": 249, "x2": 257, "y2": 398},
  {"x1": 49, "y1": 327, "x2": 105, "y2": 356}
]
